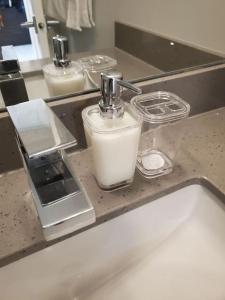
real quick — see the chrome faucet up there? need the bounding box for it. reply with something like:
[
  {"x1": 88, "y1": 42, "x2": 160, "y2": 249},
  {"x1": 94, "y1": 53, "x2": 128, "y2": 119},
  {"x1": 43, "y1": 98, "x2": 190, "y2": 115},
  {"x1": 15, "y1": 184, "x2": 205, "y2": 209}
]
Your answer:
[
  {"x1": 0, "y1": 59, "x2": 29, "y2": 106},
  {"x1": 7, "y1": 99, "x2": 95, "y2": 240}
]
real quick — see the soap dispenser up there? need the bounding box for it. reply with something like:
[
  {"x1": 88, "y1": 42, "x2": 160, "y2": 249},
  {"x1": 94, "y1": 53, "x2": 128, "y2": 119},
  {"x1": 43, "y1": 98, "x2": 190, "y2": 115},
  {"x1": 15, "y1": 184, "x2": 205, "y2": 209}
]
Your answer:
[
  {"x1": 43, "y1": 35, "x2": 85, "y2": 96},
  {"x1": 82, "y1": 70, "x2": 142, "y2": 190}
]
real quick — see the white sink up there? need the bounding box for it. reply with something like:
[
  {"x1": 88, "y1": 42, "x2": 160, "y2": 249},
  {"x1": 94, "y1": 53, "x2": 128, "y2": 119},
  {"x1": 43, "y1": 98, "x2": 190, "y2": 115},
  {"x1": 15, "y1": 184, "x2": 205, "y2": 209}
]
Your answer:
[{"x1": 1, "y1": 184, "x2": 225, "y2": 300}]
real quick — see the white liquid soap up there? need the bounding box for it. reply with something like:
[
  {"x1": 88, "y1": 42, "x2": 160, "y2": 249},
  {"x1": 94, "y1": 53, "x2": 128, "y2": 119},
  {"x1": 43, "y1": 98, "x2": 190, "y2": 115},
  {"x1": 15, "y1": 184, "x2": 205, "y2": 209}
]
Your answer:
[
  {"x1": 45, "y1": 71, "x2": 85, "y2": 96},
  {"x1": 43, "y1": 62, "x2": 85, "y2": 96},
  {"x1": 83, "y1": 105, "x2": 142, "y2": 189},
  {"x1": 83, "y1": 70, "x2": 143, "y2": 190}
]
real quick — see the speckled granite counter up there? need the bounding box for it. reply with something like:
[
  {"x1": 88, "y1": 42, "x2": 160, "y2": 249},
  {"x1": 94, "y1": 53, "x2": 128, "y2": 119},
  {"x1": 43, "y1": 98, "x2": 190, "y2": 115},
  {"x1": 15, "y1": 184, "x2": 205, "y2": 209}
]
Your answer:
[{"x1": 0, "y1": 106, "x2": 225, "y2": 267}]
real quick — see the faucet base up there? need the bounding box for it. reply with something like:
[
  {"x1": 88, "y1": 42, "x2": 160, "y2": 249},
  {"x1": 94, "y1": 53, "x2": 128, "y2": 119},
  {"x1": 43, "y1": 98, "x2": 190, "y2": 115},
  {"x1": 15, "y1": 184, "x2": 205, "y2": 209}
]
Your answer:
[{"x1": 23, "y1": 149, "x2": 95, "y2": 241}]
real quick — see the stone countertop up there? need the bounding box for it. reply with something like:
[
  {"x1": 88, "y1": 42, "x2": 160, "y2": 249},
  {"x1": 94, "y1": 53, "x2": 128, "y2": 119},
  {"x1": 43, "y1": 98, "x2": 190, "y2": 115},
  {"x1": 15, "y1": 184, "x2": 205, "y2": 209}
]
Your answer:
[
  {"x1": 0, "y1": 107, "x2": 225, "y2": 266},
  {"x1": 20, "y1": 47, "x2": 162, "y2": 80}
]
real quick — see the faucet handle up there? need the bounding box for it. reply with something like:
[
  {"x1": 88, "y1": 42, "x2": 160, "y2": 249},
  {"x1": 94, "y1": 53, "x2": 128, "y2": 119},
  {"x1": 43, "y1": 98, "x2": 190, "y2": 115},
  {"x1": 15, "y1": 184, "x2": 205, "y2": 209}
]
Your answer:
[{"x1": 100, "y1": 70, "x2": 142, "y2": 119}]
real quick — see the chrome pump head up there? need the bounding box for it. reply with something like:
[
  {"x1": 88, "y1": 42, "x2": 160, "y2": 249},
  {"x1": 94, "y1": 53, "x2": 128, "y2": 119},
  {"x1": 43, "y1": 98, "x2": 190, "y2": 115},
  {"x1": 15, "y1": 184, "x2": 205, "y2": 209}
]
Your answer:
[
  {"x1": 53, "y1": 35, "x2": 71, "y2": 68},
  {"x1": 99, "y1": 70, "x2": 142, "y2": 119}
]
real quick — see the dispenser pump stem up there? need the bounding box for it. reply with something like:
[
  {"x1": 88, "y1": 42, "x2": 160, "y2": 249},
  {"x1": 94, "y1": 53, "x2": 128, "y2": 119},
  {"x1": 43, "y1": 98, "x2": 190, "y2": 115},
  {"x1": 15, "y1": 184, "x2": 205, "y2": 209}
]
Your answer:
[
  {"x1": 52, "y1": 35, "x2": 71, "y2": 68},
  {"x1": 99, "y1": 70, "x2": 142, "y2": 119}
]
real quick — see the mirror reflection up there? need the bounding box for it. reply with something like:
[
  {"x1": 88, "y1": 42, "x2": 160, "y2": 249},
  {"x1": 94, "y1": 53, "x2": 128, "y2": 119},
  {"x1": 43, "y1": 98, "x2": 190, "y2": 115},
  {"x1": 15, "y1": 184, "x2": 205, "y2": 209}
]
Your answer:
[{"x1": 0, "y1": 0, "x2": 224, "y2": 109}]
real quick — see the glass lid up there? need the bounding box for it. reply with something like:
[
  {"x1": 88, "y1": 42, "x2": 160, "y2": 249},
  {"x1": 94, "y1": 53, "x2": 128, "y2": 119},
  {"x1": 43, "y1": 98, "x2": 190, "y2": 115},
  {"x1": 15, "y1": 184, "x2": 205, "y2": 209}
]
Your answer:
[
  {"x1": 131, "y1": 91, "x2": 190, "y2": 124},
  {"x1": 78, "y1": 55, "x2": 117, "y2": 72}
]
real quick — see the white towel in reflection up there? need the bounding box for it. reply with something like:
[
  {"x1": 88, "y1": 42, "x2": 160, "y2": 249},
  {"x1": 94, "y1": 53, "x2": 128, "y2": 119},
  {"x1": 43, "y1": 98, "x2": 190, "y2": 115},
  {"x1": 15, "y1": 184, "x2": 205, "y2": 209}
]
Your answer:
[
  {"x1": 44, "y1": 0, "x2": 67, "y2": 23},
  {"x1": 67, "y1": 0, "x2": 95, "y2": 31},
  {"x1": 44, "y1": 0, "x2": 95, "y2": 31}
]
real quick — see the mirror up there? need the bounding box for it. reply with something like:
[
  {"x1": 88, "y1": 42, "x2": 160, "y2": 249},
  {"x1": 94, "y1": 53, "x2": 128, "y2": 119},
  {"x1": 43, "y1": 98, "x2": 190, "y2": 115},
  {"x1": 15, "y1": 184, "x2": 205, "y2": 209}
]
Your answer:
[{"x1": 0, "y1": 0, "x2": 224, "y2": 110}]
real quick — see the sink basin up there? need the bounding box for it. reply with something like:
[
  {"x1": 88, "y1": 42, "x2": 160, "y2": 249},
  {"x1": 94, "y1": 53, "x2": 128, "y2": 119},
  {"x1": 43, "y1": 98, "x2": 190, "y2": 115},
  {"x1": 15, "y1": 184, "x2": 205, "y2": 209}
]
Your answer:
[{"x1": 1, "y1": 184, "x2": 225, "y2": 299}]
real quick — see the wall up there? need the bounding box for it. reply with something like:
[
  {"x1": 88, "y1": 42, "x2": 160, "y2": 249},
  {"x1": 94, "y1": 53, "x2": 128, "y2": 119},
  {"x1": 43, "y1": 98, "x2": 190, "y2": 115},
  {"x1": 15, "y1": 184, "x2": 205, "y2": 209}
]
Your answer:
[
  {"x1": 47, "y1": 0, "x2": 116, "y2": 53},
  {"x1": 115, "y1": 0, "x2": 225, "y2": 56}
]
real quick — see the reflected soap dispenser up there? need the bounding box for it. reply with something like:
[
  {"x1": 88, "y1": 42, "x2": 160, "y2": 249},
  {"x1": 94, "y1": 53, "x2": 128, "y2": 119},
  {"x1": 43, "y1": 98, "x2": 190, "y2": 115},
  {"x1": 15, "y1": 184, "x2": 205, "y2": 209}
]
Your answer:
[
  {"x1": 82, "y1": 71, "x2": 142, "y2": 190},
  {"x1": 43, "y1": 35, "x2": 85, "y2": 96}
]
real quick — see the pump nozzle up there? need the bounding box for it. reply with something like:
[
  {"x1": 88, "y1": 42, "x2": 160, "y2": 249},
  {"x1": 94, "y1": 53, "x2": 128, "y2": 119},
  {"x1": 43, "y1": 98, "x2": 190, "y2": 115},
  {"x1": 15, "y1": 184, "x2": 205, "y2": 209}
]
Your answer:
[{"x1": 99, "y1": 70, "x2": 142, "y2": 119}]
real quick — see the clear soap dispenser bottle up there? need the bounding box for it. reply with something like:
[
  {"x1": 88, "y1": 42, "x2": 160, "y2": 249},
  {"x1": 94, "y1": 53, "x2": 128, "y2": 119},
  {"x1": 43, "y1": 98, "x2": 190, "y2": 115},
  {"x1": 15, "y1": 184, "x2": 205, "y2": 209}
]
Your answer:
[
  {"x1": 82, "y1": 71, "x2": 142, "y2": 190},
  {"x1": 43, "y1": 35, "x2": 85, "y2": 96}
]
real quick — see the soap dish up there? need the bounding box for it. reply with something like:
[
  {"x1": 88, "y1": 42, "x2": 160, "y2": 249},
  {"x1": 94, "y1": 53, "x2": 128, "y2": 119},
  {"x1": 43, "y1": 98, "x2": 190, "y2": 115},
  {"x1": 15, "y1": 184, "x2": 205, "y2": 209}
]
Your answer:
[{"x1": 78, "y1": 55, "x2": 117, "y2": 72}]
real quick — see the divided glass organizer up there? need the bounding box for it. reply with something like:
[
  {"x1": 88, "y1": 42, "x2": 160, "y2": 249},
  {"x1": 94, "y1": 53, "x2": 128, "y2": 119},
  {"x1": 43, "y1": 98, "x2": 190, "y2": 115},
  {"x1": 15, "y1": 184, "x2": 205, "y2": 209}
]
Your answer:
[
  {"x1": 78, "y1": 55, "x2": 118, "y2": 88},
  {"x1": 131, "y1": 91, "x2": 190, "y2": 179}
]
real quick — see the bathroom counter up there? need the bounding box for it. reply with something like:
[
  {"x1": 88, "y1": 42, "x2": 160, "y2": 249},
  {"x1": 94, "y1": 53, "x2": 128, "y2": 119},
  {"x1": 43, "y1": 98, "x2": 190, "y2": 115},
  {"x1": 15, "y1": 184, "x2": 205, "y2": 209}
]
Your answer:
[
  {"x1": 20, "y1": 47, "x2": 162, "y2": 80},
  {"x1": 0, "y1": 105, "x2": 225, "y2": 266}
]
